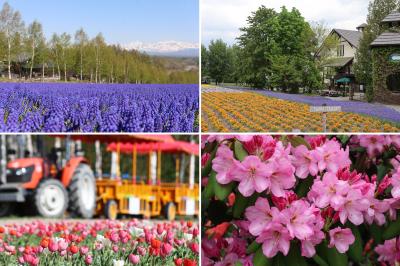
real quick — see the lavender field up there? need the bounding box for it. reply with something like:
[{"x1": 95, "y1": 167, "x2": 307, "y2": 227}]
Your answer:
[{"x1": 0, "y1": 83, "x2": 199, "y2": 132}]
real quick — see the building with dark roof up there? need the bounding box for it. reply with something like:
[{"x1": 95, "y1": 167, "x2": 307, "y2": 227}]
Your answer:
[
  {"x1": 370, "y1": 11, "x2": 400, "y2": 104},
  {"x1": 316, "y1": 26, "x2": 364, "y2": 98}
]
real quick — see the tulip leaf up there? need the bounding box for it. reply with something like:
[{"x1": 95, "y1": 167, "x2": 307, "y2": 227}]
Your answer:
[
  {"x1": 312, "y1": 254, "x2": 329, "y2": 266},
  {"x1": 233, "y1": 193, "x2": 258, "y2": 219},
  {"x1": 383, "y1": 217, "x2": 400, "y2": 240},
  {"x1": 246, "y1": 240, "x2": 261, "y2": 254},
  {"x1": 295, "y1": 175, "x2": 314, "y2": 198},
  {"x1": 214, "y1": 181, "x2": 236, "y2": 201},
  {"x1": 288, "y1": 136, "x2": 311, "y2": 150},
  {"x1": 253, "y1": 246, "x2": 272, "y2": 266},
  {"x1": 283, "y1": 243, "x2": 308, "y2": 266},
  {"x1": 234, "y1": 140, "x2": 248, "y2": 161},
  {"x1": 201, "y1": 144, "x2": 218, "y2": 177},
  {"x1": 347, "y1": 224, "x2": 363, "y2": 263}
]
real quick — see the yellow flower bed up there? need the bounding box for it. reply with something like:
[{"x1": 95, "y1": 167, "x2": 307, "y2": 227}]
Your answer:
[{"x1": 201, "y1": 92, "x2": 400, "y2": 132}]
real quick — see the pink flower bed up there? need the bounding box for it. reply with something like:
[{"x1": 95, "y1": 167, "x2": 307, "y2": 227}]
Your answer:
[
  {"x1": 0, "y1": 219, "x2": 198, "y2": 266},
  {"x1": 201, "y1": 135, "x2": 400, "y2": 266}
]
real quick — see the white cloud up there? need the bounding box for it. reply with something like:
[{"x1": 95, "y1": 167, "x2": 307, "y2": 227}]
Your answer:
[
  {"x1": 201, "y1": 0, "x2": 369, "y2": 45},
  {"x1": 122, "y1": 41, "x2": 199, "y2": 53}
]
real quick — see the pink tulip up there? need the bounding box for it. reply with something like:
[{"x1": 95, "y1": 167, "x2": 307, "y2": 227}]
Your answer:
[
  {"x1": 85, "y1": 254, "x2": 93, "y2": 265},
  {"x1": 80, "y1": 246, "x2": 89, "y2": 255},
  {"x1": 128, "y1": 254, "x2": 140, "y2": 264}
]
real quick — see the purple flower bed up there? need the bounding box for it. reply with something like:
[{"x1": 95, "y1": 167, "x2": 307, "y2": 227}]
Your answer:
[
  {"x1": 225, "y1": 86, "x2": 400, "y2": 123},
  {"x1": 0, "y1": 83, "x2": 199, "y2": 132}
]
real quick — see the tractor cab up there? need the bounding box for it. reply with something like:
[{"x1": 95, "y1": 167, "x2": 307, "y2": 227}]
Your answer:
[{"x1": 0, "y1": 137, "x2": 96, "y2": 219}]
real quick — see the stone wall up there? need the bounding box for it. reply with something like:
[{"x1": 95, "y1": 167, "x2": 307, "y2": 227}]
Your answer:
[{"x1": 372, "y1": 47, "x2": 400, "y2": 104}]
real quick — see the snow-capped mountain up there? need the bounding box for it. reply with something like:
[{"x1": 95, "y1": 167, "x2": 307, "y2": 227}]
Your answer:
[{"x1": 122, "y1": 41, "x2": 199, "y2": 57}]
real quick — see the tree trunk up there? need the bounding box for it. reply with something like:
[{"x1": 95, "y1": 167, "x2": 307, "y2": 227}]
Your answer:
[
  {"x1": 30, "y1": 42, "x2": 35, "y2": 80},
  {"x1": 7, "y1": 37, "x2": 11, "y2": 80},
  {"x1": 80, "y1": 46, "x2": 83, "y2": 81},
  {"x1": 42, "y1": 61, "x2": 45, "y2": 81}
]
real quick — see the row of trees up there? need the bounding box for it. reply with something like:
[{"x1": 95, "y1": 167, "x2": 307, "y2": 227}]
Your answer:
[
  {"x1": 354, "y1": 0, "x2": 400, "y2": 101},
  {"x1": 0, "y1": 2, "x2": 196, "y2": 84},
  {"x1": 202, "y1": 7, "x2": 330, "y2": 92}
]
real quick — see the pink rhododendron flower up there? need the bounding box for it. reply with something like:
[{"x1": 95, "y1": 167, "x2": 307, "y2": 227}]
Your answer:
[
  {"x1": 245, "y1": 197, "x2": 276, "y2": 236},
  {"x1": 359, "y1": 135, "x2": 388, "y2": 157},
  {"x1": 337, "y1": 189, "x2": 370, "y2": 225},
  {"x1": 242, "y1": 135, "x2": 276, "y2": 161},
  {"x1": 315, "y1": 139, "x2": 351, "y2": 174},
  {"x1": 328, "y1": 227, "x2": 355, "y2": 253},
  {"x1": 256, "y1": 222, "x2": 291, "y2": 258},
  {"x1": 212, "y1": 144, "x2": 237, "y2": 184},
  {"x1": 391, "y1": 167, "x2": 400, "y2": 198},
  {"x1": 291, "y1": 145, "x2": 319, "y2": 178},
  {"x1": 265, "y1": 158, "x2": 296, "y2": 197},
  {"x1": 281, "y1": 200, "x2": 316, "y2": 240},
  {"x1": 375, "y1": 237, "x2": 400, "y2": 264},
  {"x1": 230, "y1": 156, "x2": 270, "y2": 197}
]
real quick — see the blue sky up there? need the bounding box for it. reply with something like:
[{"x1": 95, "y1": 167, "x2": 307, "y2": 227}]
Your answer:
[{"x1": 1, "y1": 0, "x2": 199, "y2": 45}]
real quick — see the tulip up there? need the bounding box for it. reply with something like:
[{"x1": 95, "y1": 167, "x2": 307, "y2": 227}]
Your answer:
[
  {"x1": 128, "y1": 254, "x2": 140, "y2": 264},
  {"x1": 85, "y1": 254, "x2": 93, "y2": 265}
]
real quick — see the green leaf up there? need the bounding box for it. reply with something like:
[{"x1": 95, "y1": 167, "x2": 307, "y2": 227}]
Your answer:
[
  {"x1": 201, "y1": 144, "x2": 218, "y2": 177},
  {"x1": 312, "y1": 254, "x2": 329, "y2": 266},
  {"x1": 273, "y1": 253, "x2": 285, "y2": 266},
  {"x1": 288, "y1": 136, "x2": 311, "y2": 149},
  {"x1": 234, "y1": 262, "x2": 243, "y2": 266},
  {"x1": 214, "y1": 181, "x2": 236, "y2": 201},
  {"x1": 233, "y1": 193, "x2": 258, "y2": 219},
  {"x1": 204, "y1": 171, "x2": 217, "y2": 199},
  {"x1": 234, "y1": 140, "x2": 248, "y2": 161},
  {"x1": 246, "y1": 240, "x2": 261, "y2": 254},
  {"x1": 317, "y1": 241, "x2": 348, "y2": 266},
  {"x1": 295, "y1": 175, "x2": 314, "y2": 198},
  {"x1": 253, "y1": 246, "x2": 272, "y2": 266},
  {"x1": 326, "y1": 245, "x2": 348, "y2": 266},
  {"x1": 383, "y1": 217, "x2": 400, "y2": 240},
  {"x1": 336, "y1": 135, "x2": 350, "y2": 144},
  {"x1": 377, "y1": 164, "x2": 388, "y2": 181},
  {"x1": 283, "y1": 243, "x2": 308, "y2": 266},
  {"x1": 369, "y1": 223, "x2": 383, "y2": 243},
  {"x1": 347, "y1": 224, "x2": 363, "y2": 263}
]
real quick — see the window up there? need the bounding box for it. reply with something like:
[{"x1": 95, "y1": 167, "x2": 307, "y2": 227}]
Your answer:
[
  {"x1": 337, "y1": 45, "x2": 344, "y2": 57},
  {"x1": 386, "y1": 73, "x2": 400, "y2": 92}
]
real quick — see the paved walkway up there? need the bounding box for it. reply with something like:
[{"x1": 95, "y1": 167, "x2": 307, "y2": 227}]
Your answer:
[{"x1": 221, "y1": 86, "x2": 400, "y2": 123}]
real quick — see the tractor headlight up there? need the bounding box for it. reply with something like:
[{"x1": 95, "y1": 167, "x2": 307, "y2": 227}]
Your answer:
[{"x1": 6, "y1": 165, "x2": 35, "y2": 183}]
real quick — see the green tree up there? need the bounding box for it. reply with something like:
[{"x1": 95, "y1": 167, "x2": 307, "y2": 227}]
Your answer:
[
  {"x1": 75, "y1": 28, "x2": 88, "y2": 81},
  {"x1": 237, "y1": 6, "x2": 278, "y2": 88},
  {"x1": 26, "y1": 20, "x2": 44, "y2": 79},
  {"x1": 354, "y1": 0, "x2": 399, "y2": 102},
  {"x1": 201, "y1": 44, "x2": 208, "y2": 79},
  {"x1": 59, "y1": 32, "x2": 71, "y2": 81},
  {"x1": 208, "y1": 39, "x2": 230, "y2": 84},
  {"x1": 0, "y1": 2, "x2": 24, "y2": 79}
]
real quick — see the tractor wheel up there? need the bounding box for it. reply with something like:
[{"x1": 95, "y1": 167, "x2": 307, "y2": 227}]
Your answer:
[
  {"x1": 34, "y1": 179, "x2": 68, "y2": 218},
  {"x1": 104, "y1": 200, "x2": 118, "y2": 220},
  {"x1": 163, "y1": 202, "x2": 176, "y2": 221},
  {"x1": 0, "y1": 202, "x2": 14, "y2": 217},
  {"x1": 68, "y1": 164, "x2": 96, "y2": 219}
]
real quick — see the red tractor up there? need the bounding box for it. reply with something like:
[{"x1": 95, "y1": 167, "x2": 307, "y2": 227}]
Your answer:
[{"x1": 0, "y1": 154, "x2": 96, "y2": 218}]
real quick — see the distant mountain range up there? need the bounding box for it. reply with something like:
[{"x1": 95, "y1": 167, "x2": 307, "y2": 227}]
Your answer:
[{"x1": 122, "y1": 41, "x2": 199, "y2": 57}]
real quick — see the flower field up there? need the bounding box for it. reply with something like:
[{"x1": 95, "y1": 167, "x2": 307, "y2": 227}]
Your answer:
[
  {"x1": 202, "y1": 135, "x2": 400, "y2": 265},
  {"x1": 0, "y1": 83, "x2": 199, "y2": 132},
  {"x1": 201, "y1": 92, "x2": 400, "y2": 132},
  {"x1": 0, "y1": 219, "x2": 198, "y2": 266}
]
